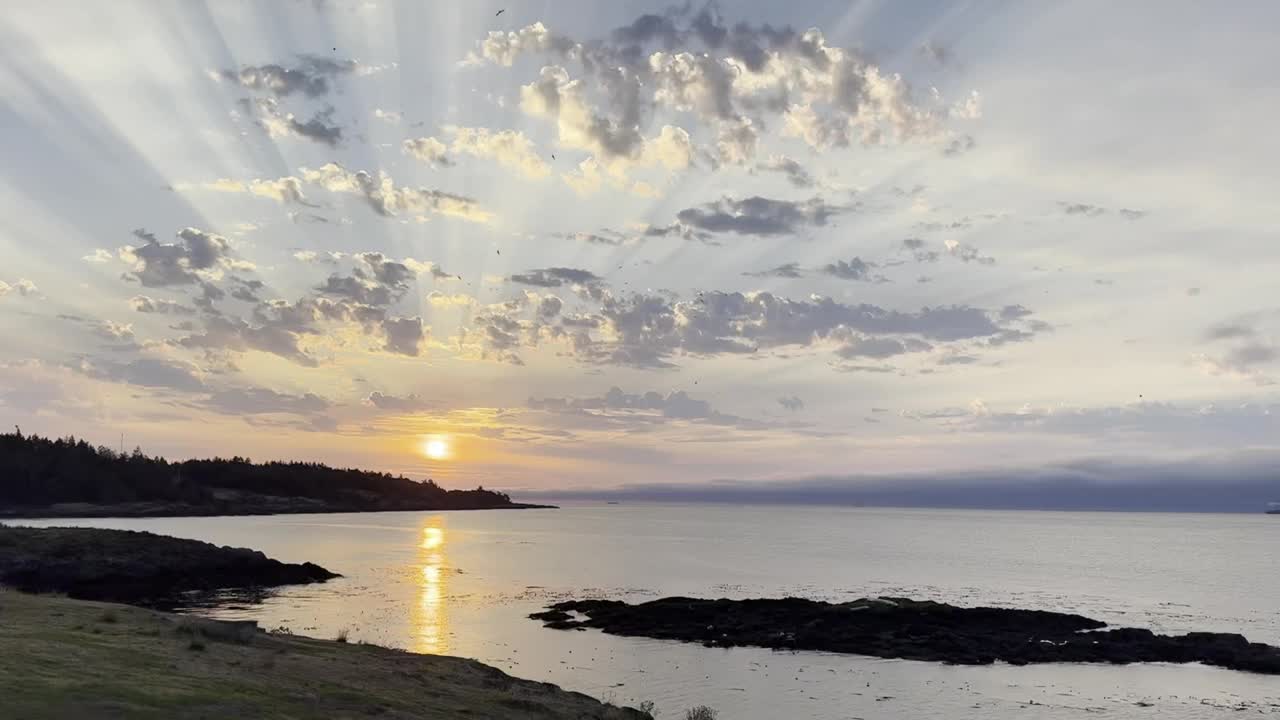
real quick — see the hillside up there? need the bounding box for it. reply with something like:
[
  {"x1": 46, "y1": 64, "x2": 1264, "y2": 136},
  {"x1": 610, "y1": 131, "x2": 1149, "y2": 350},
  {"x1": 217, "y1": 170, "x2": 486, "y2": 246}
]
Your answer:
[{"x1": 0, "y1": 429, "x2": 548, "y2": 517}]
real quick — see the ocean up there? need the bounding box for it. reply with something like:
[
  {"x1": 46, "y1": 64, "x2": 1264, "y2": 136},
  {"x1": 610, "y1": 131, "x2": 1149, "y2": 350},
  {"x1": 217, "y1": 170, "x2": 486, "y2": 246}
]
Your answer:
[{"x1": 24, "y1": 505, "x2": 1280, "y2": 718}]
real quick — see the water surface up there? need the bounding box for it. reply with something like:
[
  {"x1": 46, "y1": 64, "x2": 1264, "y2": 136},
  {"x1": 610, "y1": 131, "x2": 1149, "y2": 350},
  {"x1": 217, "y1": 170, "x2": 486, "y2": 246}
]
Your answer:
[{"x1": 26, "y1": 505, "x2": 1280, "y2": 718}]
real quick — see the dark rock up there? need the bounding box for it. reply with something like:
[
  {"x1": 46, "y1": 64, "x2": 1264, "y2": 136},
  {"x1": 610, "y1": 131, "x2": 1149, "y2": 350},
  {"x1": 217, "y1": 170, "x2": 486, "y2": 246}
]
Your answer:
[
  {"x1": 532, "y1": 596, "x2": 1280, "y2": 676},
  {"x1": 0, "y1": 525, "x2": 338, "y2": 606}
]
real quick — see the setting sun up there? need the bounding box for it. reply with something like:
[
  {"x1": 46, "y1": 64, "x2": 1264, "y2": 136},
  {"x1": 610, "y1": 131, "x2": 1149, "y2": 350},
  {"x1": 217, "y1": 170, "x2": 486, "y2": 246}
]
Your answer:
[{"x1": 423, "y1": 438, "x2": 449, "y2": 461}]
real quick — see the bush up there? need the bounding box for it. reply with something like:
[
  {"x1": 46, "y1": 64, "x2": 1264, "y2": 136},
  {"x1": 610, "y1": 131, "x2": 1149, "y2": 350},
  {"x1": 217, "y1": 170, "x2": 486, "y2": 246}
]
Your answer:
[
  {"x1": 335, "y1": 628, "x2": 350, "y2": 643},
  {"x1": 684, "y1": 707, "x2": 717, "y2": 720},
  {"x1": 637, "y1": 700, "x2": 656, "y2": 717}
]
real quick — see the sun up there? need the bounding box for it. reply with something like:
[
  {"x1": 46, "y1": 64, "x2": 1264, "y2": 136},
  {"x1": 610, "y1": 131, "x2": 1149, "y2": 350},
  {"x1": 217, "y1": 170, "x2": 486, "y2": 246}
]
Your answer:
[{"x1": 423, "y1": 438, "x2": 450, "y2": 460}]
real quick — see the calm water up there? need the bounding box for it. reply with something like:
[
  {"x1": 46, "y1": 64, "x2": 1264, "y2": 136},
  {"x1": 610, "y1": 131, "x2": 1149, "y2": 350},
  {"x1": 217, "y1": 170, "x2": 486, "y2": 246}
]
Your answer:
[{"x1": 24, "y1": 505, "x2": 1280, "y2": 718}]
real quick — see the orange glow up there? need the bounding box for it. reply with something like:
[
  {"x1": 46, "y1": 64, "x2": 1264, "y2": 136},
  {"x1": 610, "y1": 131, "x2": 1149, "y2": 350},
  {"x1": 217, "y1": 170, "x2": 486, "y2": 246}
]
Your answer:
[{"x1": 411, "y1": 516, "x2": 450, "y2": 654}]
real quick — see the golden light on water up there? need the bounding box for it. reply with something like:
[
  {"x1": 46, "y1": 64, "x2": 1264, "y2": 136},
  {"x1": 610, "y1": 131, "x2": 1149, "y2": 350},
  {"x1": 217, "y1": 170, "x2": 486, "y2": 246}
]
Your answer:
[{"x1": 412, "y1": 517, "x2": 450, "y2": 655}]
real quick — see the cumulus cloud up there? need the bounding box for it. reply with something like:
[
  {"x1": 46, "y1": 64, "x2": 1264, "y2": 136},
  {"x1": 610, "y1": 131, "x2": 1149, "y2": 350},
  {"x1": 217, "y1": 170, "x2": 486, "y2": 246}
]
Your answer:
[
  {"x1": 446, "y1": 126, "x2": 550, "y2": 178},
  {"x1": 469, "y1": 9, "x2": 969, "y2": 170},
  {"x1": 83, "y1": 249, "x2": 114, "y2": 263},
  {"x1": 402, "y1": 136, "x2": 454, "y2": 167},
  {"x1": 186, "y1": 176, "x2": 309, "y2": 204},
  {"x1": 300, "y1": 163, "x2": 491, "y2": 222},
  {"x1": 121, "y1": 227, "x2": 239, "y2": 288},
  {"x1": 239, "y1": 97, "x2": 342, "y2": 146},
  {"x1": 130, "y1": 295, "x2": 196, "y2": 316},
  {"x1": 509, "y1": 267, "x2": 601, "y2": 288},
  {"x1": 0, "y1": 279, "x2": 38, "y2": 298},
  {"x1": 374, "y1": 108, "x2": 402, "y2": 123},
  {"x1": 900, "y1": 237, "x2": 940, "y2": 263}
]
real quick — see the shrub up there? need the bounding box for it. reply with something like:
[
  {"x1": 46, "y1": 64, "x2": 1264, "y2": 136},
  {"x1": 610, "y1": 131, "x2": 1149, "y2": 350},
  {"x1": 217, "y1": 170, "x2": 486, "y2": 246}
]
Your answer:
[
  {"x1": 684, "y1": 707, "x2": 717, "y2": 720},
  {"x1": 335, "y1": 628, "x2": 350, "y2": 643}
]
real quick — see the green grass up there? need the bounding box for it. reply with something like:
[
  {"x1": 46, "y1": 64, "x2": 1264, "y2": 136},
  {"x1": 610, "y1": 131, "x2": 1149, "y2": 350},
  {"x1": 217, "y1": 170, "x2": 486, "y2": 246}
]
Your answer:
[{"x1": 0, "y1": 590, "x2": 649, "y2": 719}]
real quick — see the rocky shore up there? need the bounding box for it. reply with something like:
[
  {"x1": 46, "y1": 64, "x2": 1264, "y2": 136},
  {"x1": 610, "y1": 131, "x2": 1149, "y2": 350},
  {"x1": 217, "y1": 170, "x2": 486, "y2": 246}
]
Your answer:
[
  {"x1": 532, "y1": 596, "x2": 1280, "y2": 675},
  {"x1": 0, "y1": 525, "x2": 337, "y2": 605}
]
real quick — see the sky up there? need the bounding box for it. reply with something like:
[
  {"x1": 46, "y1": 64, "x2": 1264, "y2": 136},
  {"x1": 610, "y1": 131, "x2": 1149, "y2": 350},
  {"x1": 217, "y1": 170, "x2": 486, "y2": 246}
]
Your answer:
[{"x1": 2, "y1": 1, "x2": 1278, "y2": 499}]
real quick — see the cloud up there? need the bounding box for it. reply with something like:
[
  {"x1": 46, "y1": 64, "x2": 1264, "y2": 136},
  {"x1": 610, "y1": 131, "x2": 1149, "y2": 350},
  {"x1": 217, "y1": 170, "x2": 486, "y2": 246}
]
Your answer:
[
  {"x1": 382, "y1": 316, "x2": 426, "y2": 356},
  {"x1": 529, "y1": 386, "x2": 767, "y2": 429},
  {"x1": 446, "y1": 126, "x2": 551, "y2": 179},
  {"x1": 239, "y1": 97, "x2": 342, "y2": 146},
  {"x1": 822, "y1": 257, "x2": 884, "y2": 282},
  {"x1": 942, "y1": 134, "x2": 975, "y2": 156},
  {"x1": 366, "y1": 391, "x2": 431, "y2": 411},
  {"x1": 743, "y1": 262, "x2": 803, "y2": 279},
  {"x1": 674, "y1": 195, "x2": 845, "y2": 237},
  {"x1": 77, "y1": 356, "x2": 205, "y2": 393},
  {"x1": 756, "y1": 155, "x2": 815, "y2": 188},
  {"x1": 917, "y1": 41, "x2": 950, "y2": 66},
  {"x1": 121, "y1": 227, "x2": 238, "y2": 288},
  {"x1": 1205, "y1": 323, "x2": 1254, "y2": 341},
  {"x1": 130, "y1": 296, "x2": 196, "y2": 316},
  {"x1": 293, "y1": 250, "x2": 346, "y2": 264},
  {"x1": 218, "y1": 56, "x2": 357, "y2": 98},
  {"x1": 900, "y1": 237, "x2": 940, "y2": 263},
  {"x1": 83, "y1": 249, "x2": 114, "y2": 263},
  {"x1": 186, "y1": 176, "x2": 309, "y2": 204},
  {"x1": 943, "y1": 239, "x2": 995, "y2": 265},
  {"x1": 374, "y1": 108, "x2": 402, "y2": 124},
  {"x1": 469, "y1": 9, "x2": 971, "y2": 169},
  {"x1": 778, "y1": 395, "x2": 804, "y2": 411},
  {"x1": 300, "y1": 163, "x2": 491, "y2": 222},
  {"x1": 509, "y1": 267, "x2": 601, "y2": 288},
  {"x1": 0, "y1": 279, "x2": 37, "y2": 298},
  {"x1": 1059, "y1": 202, "x2": 1105, "y2": 217},
  {"x1": 402, "y1": 136, "x2": 454, "y2": 167},
  {"x1": 205, "y1": 386, "x2": 330, "y2": 415},
  {"x1": 488, "y1": 287, "x2": 1040, "y2": 369}
]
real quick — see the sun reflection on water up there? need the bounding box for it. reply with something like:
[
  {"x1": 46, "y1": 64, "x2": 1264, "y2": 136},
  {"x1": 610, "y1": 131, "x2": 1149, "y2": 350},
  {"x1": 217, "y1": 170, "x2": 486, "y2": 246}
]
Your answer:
[{"x1": 412, "y1": 517, "x2": 450, "y2": 654}]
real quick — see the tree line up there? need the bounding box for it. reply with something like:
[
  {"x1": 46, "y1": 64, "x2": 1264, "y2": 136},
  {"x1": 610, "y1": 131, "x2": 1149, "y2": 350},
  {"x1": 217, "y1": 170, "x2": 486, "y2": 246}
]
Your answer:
[{"x1": 0, "y1": 428, "x2": 513, "y2": 510}]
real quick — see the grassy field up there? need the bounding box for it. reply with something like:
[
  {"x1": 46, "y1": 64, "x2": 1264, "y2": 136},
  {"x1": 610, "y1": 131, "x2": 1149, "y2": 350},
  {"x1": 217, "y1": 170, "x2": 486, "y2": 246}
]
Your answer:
[{"x1": 0, "y1": 590, "x2": 649, "y2": 719}]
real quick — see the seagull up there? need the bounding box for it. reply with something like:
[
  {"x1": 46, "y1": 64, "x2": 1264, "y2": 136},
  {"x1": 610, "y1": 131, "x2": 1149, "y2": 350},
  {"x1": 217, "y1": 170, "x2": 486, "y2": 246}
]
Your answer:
[
  {"x1": 495, "y1": 8, "x2": 505, "y2": 16},
  {"x1": 496, "y1": 249, "x2": 501, "y2": 255}
]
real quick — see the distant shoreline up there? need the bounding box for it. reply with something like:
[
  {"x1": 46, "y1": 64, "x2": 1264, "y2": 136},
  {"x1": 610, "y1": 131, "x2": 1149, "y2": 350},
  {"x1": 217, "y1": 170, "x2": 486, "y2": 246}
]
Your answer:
[{"x1": 0, "y1": 500, "x2": 556, "y2": 521}]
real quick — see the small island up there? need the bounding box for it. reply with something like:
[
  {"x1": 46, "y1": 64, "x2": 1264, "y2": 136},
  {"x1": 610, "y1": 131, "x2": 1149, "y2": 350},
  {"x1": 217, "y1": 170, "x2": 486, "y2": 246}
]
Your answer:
[
  {"x1": 532, "y1": 596, "x2": 1280, "y2": 675},
  {"x1": 0, "y1": 429, "x2": 550, "y2": 518}
]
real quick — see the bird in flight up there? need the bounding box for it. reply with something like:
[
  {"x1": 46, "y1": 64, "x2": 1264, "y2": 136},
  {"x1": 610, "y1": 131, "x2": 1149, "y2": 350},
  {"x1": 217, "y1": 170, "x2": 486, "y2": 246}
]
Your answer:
[{"x1": 495, "y1": 9, "x2": 505, "y2": 16}]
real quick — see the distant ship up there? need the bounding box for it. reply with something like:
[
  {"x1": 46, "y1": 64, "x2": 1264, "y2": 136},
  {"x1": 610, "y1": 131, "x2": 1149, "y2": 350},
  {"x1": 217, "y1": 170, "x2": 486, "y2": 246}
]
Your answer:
[{"x1": 1268, "y1": 503, "x2": 1280, "y2": 515}]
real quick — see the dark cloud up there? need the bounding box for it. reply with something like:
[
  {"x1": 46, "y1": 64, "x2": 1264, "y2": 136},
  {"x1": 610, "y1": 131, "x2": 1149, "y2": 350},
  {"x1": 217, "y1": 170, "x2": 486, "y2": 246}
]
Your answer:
[
  {"x1": 675, "y1": 195, "x2": 844, "y2": 237},
  {"x1": 123, "y1": 227, "x2": 236, "y2": 288},
  {"x1": 1205, "y1": 323, "x2": 1254, "y2": 341},
  {"x1": 509, "y1": 267, "x2": 602, "y2": 288},
  {"x1": 382, "y1": 316, "x2": 425, "y2": 356},
  {"x1": 822, "y1": 257, "x2": 884, "y2": 282},
  {"x1": 1060, "y1": 202, "x2": 1107, "y2": 217},
  {"x1": 220, "y1": 56, "x2": 356, "y2": 98},
  {"x1": 1118, "y1": 208, "x2": 1148, "y2": 220},
  {"x1": 743, "y1": 262, "x2": 803, "y2": 279},
  {"x1": 78, "y1": 356, "x2": 205, "y2": 393},
  {"x1": 778, "y1": 395, "x2": 804, "y2": 411},
  {"x1": 205, "y1": 386, "x2": 330, "y2": 415},
  {"x1": 938, "y1": 354, "x2": 979, "y2": 365}
]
